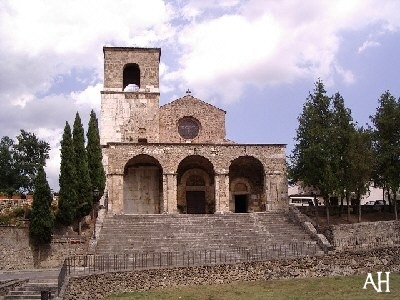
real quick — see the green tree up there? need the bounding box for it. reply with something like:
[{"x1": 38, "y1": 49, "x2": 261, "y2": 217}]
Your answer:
[
  {"x1": 371, "y1": 91, "x2": 400, "y2": 220},
  {"x1": 330, "y1": 92, "x2": 355, "y2": 209},
  {"x1": 29, "y1": 166, "x2": 53, "y2": 244},
  {"x1": 0, "y1": 136, "x2": 17, "y2": 194},
  {"x1": 13, "y1": 130, "x2": 50, "y2": 193},
  {"x1": 290, "y1": 80, "x2": 354, "y2": 224},
  {"x1": 72, "y1": 112, "x2": 92, "y2": 219},
  {"x1": 57, "y1": 122, "x2": 78, "y2": 225},
  {"x1": 86, "y1": 110, "x2": 106, "y2": 199},
  {"x1": 346, "y1": 127, "x2": 374, "y2": 222}
]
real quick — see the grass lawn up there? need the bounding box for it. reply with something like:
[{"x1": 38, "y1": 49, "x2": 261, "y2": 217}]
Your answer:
[{"x1": 106, "y1": 273, "x2": 399, "y2": 300}]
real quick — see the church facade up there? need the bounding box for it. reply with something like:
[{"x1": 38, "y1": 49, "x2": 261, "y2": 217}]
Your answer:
[{"x1": 100, "y1": 47, "x2": 287, "y2": 215}]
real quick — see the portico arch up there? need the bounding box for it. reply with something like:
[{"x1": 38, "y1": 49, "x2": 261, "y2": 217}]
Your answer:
[
  {"x1": 176, "y1": 155, "x2": 215, "y2": 214},
  {"x1": 123, "y1": 154, "x2": 163, "y2": 214},
  {"x1": 229, "y1": 156, "x2": 265, "y2": 212}
]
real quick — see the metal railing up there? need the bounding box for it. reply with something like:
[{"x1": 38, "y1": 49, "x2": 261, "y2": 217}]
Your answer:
[
  {"x1": 63, "y1": 241, "x2": 320, "y2": 276},
  {"x1": 57, "y1": 259, "x2": 69, "y2": 296}
]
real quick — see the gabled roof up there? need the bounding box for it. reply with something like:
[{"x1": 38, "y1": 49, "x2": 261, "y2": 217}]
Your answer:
[{"x1": 160, "y1": 95, "x2": 226, "y2": 114}]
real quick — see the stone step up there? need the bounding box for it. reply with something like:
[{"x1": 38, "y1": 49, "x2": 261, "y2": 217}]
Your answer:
[
  {"x1": 4, "y1": 278, "x2": 57, "y2": 300},
  {"x1": 95, "y1": 212, "x2": 320, "y2": 255},
  {"x1": 5, "y1": 290, "x2": 53, "y2": 300}
]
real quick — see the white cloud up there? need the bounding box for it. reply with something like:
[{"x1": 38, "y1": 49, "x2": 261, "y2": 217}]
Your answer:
[
  {"x1": 71, "y1": 83, "x2": 103, "y2": 111},
  {"x1": 335, "y1": 64, "x2": 356, "y2": 85},
  {"x1": 180, "y1": 0, "x2": 240, "y2": 20},
  {"x1": 0, "y1": 0, "x2": 175, "y2": 98},
  {"x1": 165, "y1": 0, "x2": 400, "y2": 103},
  {"x1": 358, "y1": 40, "x2": 381, "y2": 53}
]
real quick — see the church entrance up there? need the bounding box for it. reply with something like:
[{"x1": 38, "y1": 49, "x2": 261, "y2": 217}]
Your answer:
[
  {"x1": 177, "y1": 155, "x2": 216, "y2": 214},
  {"x1": 186, "y1": 191, "x2": 206, "y2": 214},
  {"x1": 235, "y1": 195, "x2": 248, "y2": 213},
  {"x1": 229, "y1": 156, "x2": 265, "y2": 212}
]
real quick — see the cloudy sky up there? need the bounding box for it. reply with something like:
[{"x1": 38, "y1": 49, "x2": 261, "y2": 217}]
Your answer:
[{"x1": 1, "y1": 0, "x2": 400, "y2": 190}]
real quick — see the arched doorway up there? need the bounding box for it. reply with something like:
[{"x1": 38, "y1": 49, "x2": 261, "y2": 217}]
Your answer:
[
  {"x1": 229, "y1": 156, "x2": 265, "y2": 213},
  {"x1": 177, "y1": 155, "x2": 215, "y2": 214},
  {"x1": 123, "y1": 154, "x2": 162, "y2": 214}
]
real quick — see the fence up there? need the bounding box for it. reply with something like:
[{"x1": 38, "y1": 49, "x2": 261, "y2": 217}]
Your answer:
[{"x1": 62, "y1": 241, "x2": 320, "y2": 277}]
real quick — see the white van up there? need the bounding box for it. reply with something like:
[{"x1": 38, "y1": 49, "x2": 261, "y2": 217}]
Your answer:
[{"x1": 289, "y1": 196, "x2": 317, "y2": 206}]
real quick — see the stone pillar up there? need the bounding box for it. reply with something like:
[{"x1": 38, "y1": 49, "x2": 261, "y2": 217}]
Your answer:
[
  {"x1": 108, "y1": 174, "x2": 124, "y2": 214},
  {"x1": 265, "y1": 171, "x2": 286, "y2": 211},
  {"x1": 163, "y1": 173, "x2": 178, "y2": 213},
  {"x1": 215, "y1": 173, "x2": 230, "y2": 213}
]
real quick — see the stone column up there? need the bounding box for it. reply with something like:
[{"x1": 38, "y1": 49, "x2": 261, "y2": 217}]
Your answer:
[
  {"x1": 163, "y1": 173, "x2": 178, "y2": 213},
  {"x1": 215, "y1": 172, "x2": 230, "y2": 213}
]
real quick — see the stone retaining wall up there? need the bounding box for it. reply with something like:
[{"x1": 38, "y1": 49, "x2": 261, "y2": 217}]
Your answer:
[
  {"x1": 64, "y1": 247, "x2": 400, "y2": 300},
  {"x1": 0, "y1": 226, "x2": 87, "y2": 270},
  {"x1": 331, "y1": 221, "x2": 400, "y2": 250}
]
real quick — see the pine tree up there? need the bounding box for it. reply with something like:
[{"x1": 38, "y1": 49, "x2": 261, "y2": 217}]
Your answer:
[
  {"x1": 29, "y1": 166, "x2": 53, "y2": 244},
  {"x1": 347, "y1": 127, "x2": 374, "y2": 221},
  {"x1": 290, "y1": 80, "x2": 336, "y2": 197},
  {"x1": 371, "y1": 91, "x2": 400, "y2": 220},
  {"x1": 72, "y1": 112, "x2": 92, "y2": 219},
  {"x1": 86, "y1": 110, "x2": 106, "y2": 199},
  {"x1": 57, "y1": 122, "x2": 78, "y2": 225},
  {"x1": 289, "y1": 80, "x2": 339, "y2": 224},
  {"x1": 330, "y1": 92, "x2": 355, "y2": 201}
]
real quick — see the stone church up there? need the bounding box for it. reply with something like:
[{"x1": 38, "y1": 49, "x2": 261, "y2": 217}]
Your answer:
[{"x1": 100, "y1": 47, "x2": 287, "y2": 215}]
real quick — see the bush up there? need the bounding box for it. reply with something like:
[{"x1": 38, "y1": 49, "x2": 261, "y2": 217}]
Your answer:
[
  {"x1": 11, "y1": 207, "x2": 25, "y2": 218},
  {"x1": 0, "y1": 214, "x2": 11, "y2": 225}
]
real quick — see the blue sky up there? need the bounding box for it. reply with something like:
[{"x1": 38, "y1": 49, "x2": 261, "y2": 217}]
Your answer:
[{"x1": 1, "y1": 0, "x2": 400, "y2": 190}]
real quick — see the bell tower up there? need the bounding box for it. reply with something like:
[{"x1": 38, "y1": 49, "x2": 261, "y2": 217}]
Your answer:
[{"x1": 100, "y1": 47, "x2": 161, "y2": 145}]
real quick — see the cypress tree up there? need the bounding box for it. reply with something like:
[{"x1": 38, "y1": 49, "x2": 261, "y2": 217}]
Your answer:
[
  {"x1": 72, "y1": 112, "x2": 92, "y2": 219},
  {"x1": 57, "y1": 122, "x2": 78, "y2": 225},
  {"x1": 29, "y1": 166, "x2": 53, "y2": 244},
  {"x1": 86, "y1": 110, "x2": 106, "y2": 199}
]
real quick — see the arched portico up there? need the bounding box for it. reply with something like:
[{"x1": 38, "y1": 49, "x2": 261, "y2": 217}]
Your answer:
[
  {"x1": 176, "y1": 155, "x2": 215, "y2": 214},
  {"x1": 123, "y1": 154, "x2": 163, "y2": 214},
  {"x1": 229, "y1": 156, "x2": 265, "y2": 212}
]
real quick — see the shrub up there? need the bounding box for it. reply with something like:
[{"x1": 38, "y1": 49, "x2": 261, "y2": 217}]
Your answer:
[
  {"x1": 11, "y1": 207, "x2": 25, "y2": 218},
  {"x1": 0, "y1": 214, "x2": 11, "y2": 225}
]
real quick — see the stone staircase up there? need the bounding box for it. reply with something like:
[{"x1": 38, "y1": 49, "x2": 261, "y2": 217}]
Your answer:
[
  {"x1": 95, "y1": 212, "x2": 322, "y2": 257},
  {"x1": 4, "y1": 278, "x2": 58, "y2": 300}
]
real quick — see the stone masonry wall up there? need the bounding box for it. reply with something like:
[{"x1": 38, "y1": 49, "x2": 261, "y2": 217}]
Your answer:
[
  {"x1": 159, "y1": 95, "x2": 227, "y2": 143},
  {"x1": 0, "y1": 226, "x2": 34, "y2": 270},
  {"x1": 105, "y1": 143, "x2": 287, "y2": 213},
  {"x1": 106, "y1": 143, "x2": 286, "y2": 176},
  {"x1": 0, "y1": 226, "x2": 87, "y2": 270},
  {"x1": 331, "y1": 221, "x2": 400, "y2": 251},
  {"x1": 64, "y1": 247, "x2": 400, "y2": 300},
  {"x1": 103, "y1": 47, "x2": 160, "y2": 90},
  {"x1": 100, "y1": 92, "x2": 160, "y2": 144}
]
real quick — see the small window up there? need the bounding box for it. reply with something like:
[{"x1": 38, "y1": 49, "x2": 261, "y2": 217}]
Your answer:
[
  {"x1": 138, "y1": 138, "x2": 148, "y2": 143},
  {"x1": 123, "y1": 63, "x2": 140, "y2": 91}
]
